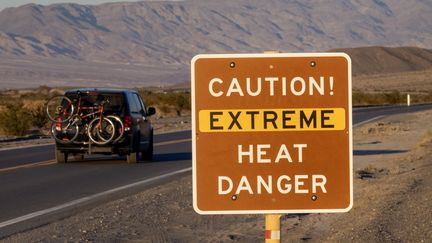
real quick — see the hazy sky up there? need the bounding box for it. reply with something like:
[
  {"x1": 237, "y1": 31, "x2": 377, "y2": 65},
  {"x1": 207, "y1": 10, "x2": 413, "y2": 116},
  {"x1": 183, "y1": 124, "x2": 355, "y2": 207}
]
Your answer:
[{"x1": 0, "y1": 1, "x2": 143, "y2": 11}]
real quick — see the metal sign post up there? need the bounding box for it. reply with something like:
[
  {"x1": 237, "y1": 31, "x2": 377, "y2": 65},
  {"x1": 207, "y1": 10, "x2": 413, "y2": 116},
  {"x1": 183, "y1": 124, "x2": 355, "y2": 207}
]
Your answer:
[{"x1": 265, "y1": 214, "x2": 282, "y2": 242}]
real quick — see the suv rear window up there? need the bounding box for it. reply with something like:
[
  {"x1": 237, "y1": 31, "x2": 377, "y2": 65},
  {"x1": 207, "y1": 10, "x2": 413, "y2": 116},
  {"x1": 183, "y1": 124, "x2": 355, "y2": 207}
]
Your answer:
[{"x1": 66, "y1": 92, "x2": 125, "y2": 116}]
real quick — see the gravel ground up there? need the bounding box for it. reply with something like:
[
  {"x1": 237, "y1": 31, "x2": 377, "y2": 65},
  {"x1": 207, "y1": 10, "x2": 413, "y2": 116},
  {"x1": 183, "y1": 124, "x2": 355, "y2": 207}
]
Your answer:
[{"x1": 2, "y1": 111, "x2": 432, "y2": 242}]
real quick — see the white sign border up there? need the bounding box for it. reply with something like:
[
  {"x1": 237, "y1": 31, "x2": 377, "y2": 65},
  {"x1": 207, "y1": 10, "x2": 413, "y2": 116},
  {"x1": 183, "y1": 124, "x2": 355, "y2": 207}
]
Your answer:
[{"x1": 191, "y1": 53, "x2": 353, "y2": 215}]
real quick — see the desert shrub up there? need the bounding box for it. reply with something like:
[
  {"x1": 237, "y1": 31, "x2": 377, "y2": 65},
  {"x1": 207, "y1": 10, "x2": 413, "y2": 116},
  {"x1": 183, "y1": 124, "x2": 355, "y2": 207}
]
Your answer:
[
  {"x1": 0, "y1": 102, "x2": 32, "y2": 136},
  {"x1": 165, "y1": 92, "x2": 191, "y2": 116},
  {"x1": 384, "y1": 90, "x2": 403, "y2": 104},
  {"x1": 159, "y1": 104, "x2": 171, "y2": 114},
  {"x1": 410, "y1": 91, "x2": 432, "y2": 104},
  {"x1": 138, "y1": 89, "x2": 191, "y2": 116},
  {"x1": 28, "y1": 103, "x2": 49, "y2": 129},
  {"x1": 37, "y1": 85, "x2": 51, "y2": 94},
  {"x1": 353, "y1": 90, "x2": 407, "y2": 106},
  {"x1": 19, "y1": 86, "x2": 57, "y2": 101}
]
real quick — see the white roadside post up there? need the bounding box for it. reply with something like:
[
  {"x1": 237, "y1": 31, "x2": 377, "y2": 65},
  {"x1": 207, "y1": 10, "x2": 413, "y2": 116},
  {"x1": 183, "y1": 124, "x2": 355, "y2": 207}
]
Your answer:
[{"x1": 407, "y1": 94, "x2": 411, "y2": 106}]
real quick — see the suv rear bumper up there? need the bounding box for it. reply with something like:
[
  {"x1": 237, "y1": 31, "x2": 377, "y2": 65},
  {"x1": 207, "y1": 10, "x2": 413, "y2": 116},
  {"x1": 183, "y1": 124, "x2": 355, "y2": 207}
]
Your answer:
[{"x1": 56, "y1": 134, "x2": 134, "y2": 155}]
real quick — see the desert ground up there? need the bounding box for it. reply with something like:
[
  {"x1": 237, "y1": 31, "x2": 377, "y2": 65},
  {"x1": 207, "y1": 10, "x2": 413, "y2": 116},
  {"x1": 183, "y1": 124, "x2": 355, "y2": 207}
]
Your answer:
[
  {"x1": 2, "y1": 108, "x2": 431, "y2": 242},
  {"x1": 353, "y1": 69, "x2": 432, "y2": 94}
]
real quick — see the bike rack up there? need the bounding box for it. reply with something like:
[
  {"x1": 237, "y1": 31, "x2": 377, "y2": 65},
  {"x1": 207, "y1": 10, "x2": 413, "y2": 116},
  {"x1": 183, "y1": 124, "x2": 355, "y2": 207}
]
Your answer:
[{"x1": 88, "y1": 141, "x2": 93, "y2": 155}]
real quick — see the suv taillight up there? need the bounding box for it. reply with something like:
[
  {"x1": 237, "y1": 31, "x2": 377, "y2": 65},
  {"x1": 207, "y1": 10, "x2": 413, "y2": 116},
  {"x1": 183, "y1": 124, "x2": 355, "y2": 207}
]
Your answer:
[
  {"x1": 123, "y1": 115, "x2": 132, "y2": 131},
  {"x1": 56, "y1": 117, "x2": 62, "y2": 131}
]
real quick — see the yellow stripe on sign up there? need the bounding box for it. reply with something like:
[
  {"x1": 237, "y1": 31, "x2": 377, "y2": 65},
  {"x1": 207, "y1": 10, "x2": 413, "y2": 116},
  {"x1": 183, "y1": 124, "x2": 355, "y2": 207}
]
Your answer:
[{"x1": 199, "y1": 108, "x2": 345, "y2": 132}]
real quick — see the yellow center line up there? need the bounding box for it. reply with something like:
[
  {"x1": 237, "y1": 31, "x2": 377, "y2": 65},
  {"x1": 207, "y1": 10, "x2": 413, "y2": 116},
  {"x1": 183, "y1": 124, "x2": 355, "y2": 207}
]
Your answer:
[
  {"x1": 0, "y1": 160, "x2": 56, "y2": 173},
  {"x1": 0, "y1": 138, "x2": 192, "y2": 173},
  {"x1": 155, "y1": 138, "x2": 191, "y2": 146}
]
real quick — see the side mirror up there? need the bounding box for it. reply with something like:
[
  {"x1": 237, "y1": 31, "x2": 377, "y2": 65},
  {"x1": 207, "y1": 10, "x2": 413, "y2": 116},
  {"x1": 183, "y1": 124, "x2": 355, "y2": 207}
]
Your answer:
[{"x1": 147, "y1": 107, "x2": 156, "y2": 116}]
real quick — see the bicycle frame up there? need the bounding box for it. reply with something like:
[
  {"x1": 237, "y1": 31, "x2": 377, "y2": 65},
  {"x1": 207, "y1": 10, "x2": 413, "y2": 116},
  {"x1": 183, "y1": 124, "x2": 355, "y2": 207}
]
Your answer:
[{"x1": 54, "y1": 94, "x2": 108, "y2": 142}]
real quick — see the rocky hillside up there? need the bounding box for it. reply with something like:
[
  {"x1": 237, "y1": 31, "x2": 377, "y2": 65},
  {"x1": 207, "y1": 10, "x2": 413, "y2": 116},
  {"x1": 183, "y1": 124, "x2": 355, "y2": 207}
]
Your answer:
[
  {"x1": 0, "y1": 0, "x2": 431, "y2": 65},
  {"x1": 0, "y1": 0, "x2": 431, "y2": 89},
  {"x1": 334, "y1": 46, "x2": 432, "y2": 76}
]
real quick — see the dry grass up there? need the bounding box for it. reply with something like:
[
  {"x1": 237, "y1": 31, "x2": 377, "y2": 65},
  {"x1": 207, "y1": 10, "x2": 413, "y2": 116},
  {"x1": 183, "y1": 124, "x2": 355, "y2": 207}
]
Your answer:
[
  {"x1": 0, "y1": 86, "x2": 191, "y2": 136},
  {"x1": 356, "y1": 164, "x2": 389, "y2": 179},
  {"x1": 352, "y1": 69, "x2": 432, "y2": 105},
  {"x1": 419, "y1": 130, "x2": 432, "y2": 147},
  {"x1": 359, "y1": 121, "x2": 409, "y2": 136},
  {"x1": 353, "y1": 69, "x2": 432, "y2": 94}
]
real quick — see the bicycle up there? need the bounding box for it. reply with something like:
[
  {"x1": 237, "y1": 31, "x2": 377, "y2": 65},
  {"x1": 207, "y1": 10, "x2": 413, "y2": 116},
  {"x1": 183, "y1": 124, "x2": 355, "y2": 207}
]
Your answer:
[
  {"x1": 46, "y1": 95, "x2": 74, "y2": 123},
  {"x1": 47, "y1": 93, "x2": 124, "y2": 145}
]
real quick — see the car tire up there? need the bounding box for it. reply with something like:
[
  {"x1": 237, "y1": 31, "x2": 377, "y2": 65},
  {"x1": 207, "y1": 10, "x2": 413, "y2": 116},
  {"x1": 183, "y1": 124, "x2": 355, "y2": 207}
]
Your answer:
[
  {"x1": 56, "y1": 149, "x2": 68, "y2": 163},
  {"x1": 142, "y1": 131, "x2": 153, "y2": 162},
  {"x1": 127, "y1": 132, "x2": 140, "y2": 163},
  {"x1": 127, "y1": 152, "x2": 138, "y2": 163},
  {"x1": 73, "y1": 154, "x2": 84, "y2": 161},
  {"x1": 126, "y1": 134, "x2": 140, "y2": 164}
]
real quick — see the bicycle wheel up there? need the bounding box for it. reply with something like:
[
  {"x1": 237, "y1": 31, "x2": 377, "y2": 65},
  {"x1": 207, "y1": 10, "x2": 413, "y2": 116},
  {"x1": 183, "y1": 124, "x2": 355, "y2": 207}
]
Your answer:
[
  {"x1": 46, "y1": 95, "x2": 74, "y2": 123},
  {"x1": 88, "y1": 117, "x2": 115, "y2": 145},
  {"x1": 51, "y1": 120, "x2": 79, "y2": 144},
  {"x1": 106, "y1": 115, "x2": 124, "y2": 143}
]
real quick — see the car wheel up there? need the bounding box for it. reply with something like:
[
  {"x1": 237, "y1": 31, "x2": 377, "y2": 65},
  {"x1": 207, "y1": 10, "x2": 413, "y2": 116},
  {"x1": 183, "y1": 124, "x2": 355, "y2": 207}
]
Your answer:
[
  {"x1": 127, "y1": 132, "x2": 144, "y2": 163},
  {"x1": 73, "y1": 154, "x2": 84, "y2": 161},
  {"x1": 56, "y1": 149, "x2": 68, "y2": 163},
  {"x1": 142, "y1": 131, "x2": 153, "y2": 162},
  {"x1": 127, "y1": 152, "x2": 138, "y2": 163}
]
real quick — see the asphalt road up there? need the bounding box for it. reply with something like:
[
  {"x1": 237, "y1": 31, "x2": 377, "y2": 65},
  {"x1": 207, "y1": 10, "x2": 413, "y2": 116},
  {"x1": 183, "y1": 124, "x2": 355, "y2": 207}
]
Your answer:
[
  {"x1": 352, "y1": 103, "x2": 432, "y2": 126},
  {"x1": 1, "y1": 104, "x2": 432, "y2": 237}
]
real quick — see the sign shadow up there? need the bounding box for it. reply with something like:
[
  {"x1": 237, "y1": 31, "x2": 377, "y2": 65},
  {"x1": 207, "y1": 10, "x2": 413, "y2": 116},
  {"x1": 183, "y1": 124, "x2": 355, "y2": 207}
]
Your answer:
[{"x1": 353, "y1": 149, "x2": 407, "y2": 156}]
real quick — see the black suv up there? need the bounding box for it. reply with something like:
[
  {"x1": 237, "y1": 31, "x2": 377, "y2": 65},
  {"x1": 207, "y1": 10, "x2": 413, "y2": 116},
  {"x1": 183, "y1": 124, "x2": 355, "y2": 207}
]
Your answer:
[{"x1": 55, "y1": 88, "x2": 155, "y2": 163}]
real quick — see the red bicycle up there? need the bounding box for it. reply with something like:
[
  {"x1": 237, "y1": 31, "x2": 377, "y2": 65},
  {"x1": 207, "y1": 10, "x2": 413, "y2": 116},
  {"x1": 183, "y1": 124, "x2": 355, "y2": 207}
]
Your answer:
[{"x1": 46, "y1": 92, "x2": 124, "y2": 145}]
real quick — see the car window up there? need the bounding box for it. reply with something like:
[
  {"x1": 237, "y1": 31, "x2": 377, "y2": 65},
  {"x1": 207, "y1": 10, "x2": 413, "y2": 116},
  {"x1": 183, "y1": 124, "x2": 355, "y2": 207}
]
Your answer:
[
  {"x1": 137, "y1": 94, "x2": 147, "y2": 111},
  {"x1": 127, "y1": 93, "x2": 141, "y2": 113},
  {"x1": 103, "y1": 94, "x2": 125, "y2": 115},
  {"x1": 66, "y1": 92, "x2": 125, "y2": 115},
  {"x1": 133, "y1": 93, "x2": 145, "y2": 114}
]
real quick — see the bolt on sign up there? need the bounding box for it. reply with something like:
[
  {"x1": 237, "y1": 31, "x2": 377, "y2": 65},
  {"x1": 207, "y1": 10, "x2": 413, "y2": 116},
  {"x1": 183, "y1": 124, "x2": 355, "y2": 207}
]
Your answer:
[{"x1": 192, "y1": 53, "x2": 352, "y2": 214}]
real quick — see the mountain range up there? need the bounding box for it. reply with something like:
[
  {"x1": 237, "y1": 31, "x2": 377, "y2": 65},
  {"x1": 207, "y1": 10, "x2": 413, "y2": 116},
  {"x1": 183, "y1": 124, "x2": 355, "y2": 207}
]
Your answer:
[{"x1": 0, "y1": 0, "x2": 431, "y2": 88}]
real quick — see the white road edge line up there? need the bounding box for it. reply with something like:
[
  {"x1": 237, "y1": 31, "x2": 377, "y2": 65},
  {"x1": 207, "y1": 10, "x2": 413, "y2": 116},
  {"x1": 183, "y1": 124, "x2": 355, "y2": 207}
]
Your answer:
[
  {"x1": 0, "y1": 167, "x2": 192, "y2": 229},
  {"x1": 353, "y1": 115, "x2": 385, "y2": 128}
]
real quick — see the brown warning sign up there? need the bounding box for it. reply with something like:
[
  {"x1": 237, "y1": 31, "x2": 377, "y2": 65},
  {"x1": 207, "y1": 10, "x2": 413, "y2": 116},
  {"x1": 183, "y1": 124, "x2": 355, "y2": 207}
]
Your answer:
[{"x1": 192, "y1": 53, "x2": 352, "y2": 214}]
